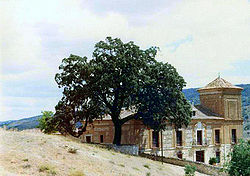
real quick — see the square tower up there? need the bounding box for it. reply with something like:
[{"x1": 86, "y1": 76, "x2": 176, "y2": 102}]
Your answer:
[{"x1": 197, "y1": 77, "x2": 243, "y2": 120}]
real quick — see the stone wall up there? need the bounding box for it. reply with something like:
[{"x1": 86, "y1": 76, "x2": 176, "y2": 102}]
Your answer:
[
  {"x1": 100, "y1": 144, "x2": 139, "y2": 156},
  {"x1": 140, "y1": 153, "x2": 227, "y2": 176}
]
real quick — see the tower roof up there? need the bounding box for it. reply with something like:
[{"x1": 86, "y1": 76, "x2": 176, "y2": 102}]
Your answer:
[{"x1": 198, "y1": 76, "x2": 243, "y2": 91}]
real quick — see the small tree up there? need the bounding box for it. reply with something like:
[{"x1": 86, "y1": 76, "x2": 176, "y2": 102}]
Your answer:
[
  {"x1": 224, "y1": 140, "x2": 250, "y2": 176},
  {"x1": 209, "y1": 157, "x2": 217, "y2": 165},
  {"x1": 184, "y1": 164, "x2": 196, "y2": 176},
  {"x1": 38, "y1": 111, "x2": 58, "y2": 134}
]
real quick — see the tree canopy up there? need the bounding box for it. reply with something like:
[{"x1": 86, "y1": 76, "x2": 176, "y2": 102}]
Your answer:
[
  {"x1": 55, "y1": 37, "x2": 192, "y2": 145},
  {"x1": 224, "y1": 140, "x2": 250, "y2": 176}
]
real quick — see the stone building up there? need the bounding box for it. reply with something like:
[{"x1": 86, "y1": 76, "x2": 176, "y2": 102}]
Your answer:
[{"x1": 80, "y1": 77, "x2": 243, "y2": 165}]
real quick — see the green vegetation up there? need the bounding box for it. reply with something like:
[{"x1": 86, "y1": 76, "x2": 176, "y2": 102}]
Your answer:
[
  {"x1": 37, "y1": 111, "x2": 57, "y2": 134},
  {"x1": 224, "y1": 140, "x2": 250, "y2": 176},
  {"x1": 38, "y1": 164, "x2": 56, "y2": 175},
  {"x1": 54, "y1": 37, "x2": 191, "y2": 145},
  {"x1": 143, "y1": 164, "x2": 150, "y2": 169},
  {"x1": 209, "y1": 157, "x2": 217, "y2": 165},
  {"x1": 184, "y1": 164, "x2": 196, "y2": 176}
]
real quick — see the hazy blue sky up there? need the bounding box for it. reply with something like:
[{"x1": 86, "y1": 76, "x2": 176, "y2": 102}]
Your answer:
[{"x1": 1, "y1": 0, "x2": 250, "y2": 121}]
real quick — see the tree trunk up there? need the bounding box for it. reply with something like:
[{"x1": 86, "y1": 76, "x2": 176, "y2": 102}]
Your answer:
[{"x1": 113, "y1": 122, "x2": 122, "y2": 145}]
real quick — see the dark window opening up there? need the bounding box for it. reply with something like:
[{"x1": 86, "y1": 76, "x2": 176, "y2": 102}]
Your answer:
[
  {"x1": 152, "y1": 131, "x2": 159, "y2": 148},
  {"x1": 176, "y1": 130, "x2": 182, "y2": 146},
  {"x1": 196, "y1": 150, "x2": 205, "y2": 162},
  {"x1": 197, "y1": 130, "x2": 202, "y2": 145},
  {"x1": 216, "y1": 151, "x2": 220, "y2": 163},
  {"x1": 177, "y1": 151, "x2": 183, "y2": 159},
  {"x1": 192, "y1": 111, "x2": 196, "y2": 116},
  {"x1": 232, "y1": 129, "x2": 237, "y2": 143},
  {"x1": 215, "y1": 130, "x2": 220, "y2": 144},
  {"x1": 86, "y1": 136, "x2": 91, "y2": 143},
  {"x1": 100, "y1": 135, "x2": 104, "y2": 143}
]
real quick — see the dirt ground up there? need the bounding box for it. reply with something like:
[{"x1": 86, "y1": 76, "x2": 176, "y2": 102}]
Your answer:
[{"x1": 0, "y1": 129, "x2": 208, "y2": 176}]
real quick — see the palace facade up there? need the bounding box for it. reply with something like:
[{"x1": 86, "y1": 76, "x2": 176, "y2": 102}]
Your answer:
[{"x1": 80, "y1": 77, "x2": 243, "y2": 165}]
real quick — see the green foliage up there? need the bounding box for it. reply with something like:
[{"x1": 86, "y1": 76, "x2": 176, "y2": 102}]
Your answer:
[
  {"x1": 184, "y1": 164, "x2": 196, "y2": 176},
  {"x1": 38, "y1": 164, "x2": 56, "y2": 175},
  {"x1": 38, "y1": 111, "x2": 57, "y2": 134},
  {"x1": 55, "y1": 37, "x2": 192, "y2": 144},
  {"x1": 224, "y1": 140, "x2": 250, "y2": 176},
  {"x1": 143, "y1": 164, "x2": 150, "y2": 169},
  {"x1": 209, "y1": 157, "x2": 217, "y2": 165}
]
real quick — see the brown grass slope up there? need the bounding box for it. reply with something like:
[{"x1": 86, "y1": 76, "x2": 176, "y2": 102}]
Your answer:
[{"x1": 0, "y1": 129, "x2": 208, "y2": 176}]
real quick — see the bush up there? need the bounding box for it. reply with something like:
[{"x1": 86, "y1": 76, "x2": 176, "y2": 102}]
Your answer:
[
  {"x1": 38, "y1": 164, "x2": 56, "y2": 175},
  {"x1": 184, "y1": 164, "x2": 196, "y2": 176},
  {"x1": 224, "y1": 140, "x2": 250, "y2": 176},
  {"x1": 209, "y1": 157, "x2": 217, "y2": 165},
  {"x1": 38, "y1": 111, "x2": 58, "y2": 134}
]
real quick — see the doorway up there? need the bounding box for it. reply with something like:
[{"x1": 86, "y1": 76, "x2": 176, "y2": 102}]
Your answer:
[
  {"x1": 196, "y1": 150, "x2": 205, "y2": 162},
  {"x1": 86, "y1": 136, "x2": 92, "y2": 143}
]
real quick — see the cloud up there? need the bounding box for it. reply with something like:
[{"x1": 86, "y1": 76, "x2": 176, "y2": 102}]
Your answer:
[{"x1": 0, "y1": 0, "x2": 249, "y2": 120}]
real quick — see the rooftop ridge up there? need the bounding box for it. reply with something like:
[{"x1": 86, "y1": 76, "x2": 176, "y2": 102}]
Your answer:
[{"x1": 198, "y1": 77, "x2": 243, "y2": 90}]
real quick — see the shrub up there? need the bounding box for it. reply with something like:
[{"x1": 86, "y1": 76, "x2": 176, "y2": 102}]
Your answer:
[
  {"x1": 143, "y1": 164, "x2": 150, "y2": 169},
  {"x1": 224, "y1": 140, "x2": 250, "y2": 176},
  {"x1": 209, "y1": 157, "x2": 217, "y2": 165},
  {"x1": 38, "y1": 164, "x2": 56, "y2": 175},
  {"x1": 184, "y1": 164, "x2": 196, "y2": 176},
  {"x1": 37, "y1": 111, "x2": 58, "y2": 134}
]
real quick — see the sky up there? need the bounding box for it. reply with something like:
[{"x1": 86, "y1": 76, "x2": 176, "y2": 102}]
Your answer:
[{"x1": 0, "y1": 0, "x2": 250, "y2": 121}]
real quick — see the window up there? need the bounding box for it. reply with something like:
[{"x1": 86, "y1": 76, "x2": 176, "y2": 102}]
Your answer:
[
  {"x1": 176, "y1": 130, "x2": 182, "y2": 146},
  {"x1": 215, "y1": 130, "x2": 220, "y2": 144},
  {"x1": 100, "y1": 135, "x2": 104, "y2": 143},
  {"x1": 216, "y1": 151, "x2": 220, "y2": 163},
  {"x1": 196, "y1": 150, "x2": 205, "y2": 162},
  {"x1": 152, "y1": 131, "x2": 159, "y2": 147},
  {"x1": 192, "y1": 111, "x2": 196, "y2": 116},
  {"x1": 177, "y1": 151, "x2": 183, "y2": 159},
  {"x1": 197, "y1": 130, "x2": 202, "y2": 145},
  {"x1": 86, "y1": 136, "x2": 91, "y2": 143},
  {"x1": 232, "y1": 129, "x2": 237, "y2": 144}
]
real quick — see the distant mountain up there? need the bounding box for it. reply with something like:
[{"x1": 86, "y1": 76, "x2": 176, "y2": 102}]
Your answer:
[
  {"x1": 1, "y1": 84, "x2": 249, "y2": 131},
  {"x1": 183, "y1": 84, "x2": 250, "y2": 120},
  {"x1": 0, "y1": 115, "x2": 42, "y2": 130}
]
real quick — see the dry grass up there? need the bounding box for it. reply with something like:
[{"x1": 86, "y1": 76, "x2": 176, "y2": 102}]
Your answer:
[
  {"x1": 0, "y1": 129, "x2": 208, "y2": 176},
  {"x1": 69, "y1": 170, "x2": 85, "y2": 176}
]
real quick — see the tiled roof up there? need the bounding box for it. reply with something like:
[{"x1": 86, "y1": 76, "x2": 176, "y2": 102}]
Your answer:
[
  {"x1": 102, "y1": 105, "x2": 224, "y2": 121},
  {"x1": 191, "y1": 105, "x2": 224, "y2": 120},
  {"x1": 198, "y1": 77, "x2": 242, "y2": 90}
]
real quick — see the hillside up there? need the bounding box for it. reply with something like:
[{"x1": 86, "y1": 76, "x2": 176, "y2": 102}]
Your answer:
[
  {"x1": 0, "y1": 115, "x2": 42, "y2": 130},
  {"x1": 1, "y1": 84, "x2": 249, "y2": 131},
  {"x1": 0, "y1": 129, "x2": 208, "y2": 176}
]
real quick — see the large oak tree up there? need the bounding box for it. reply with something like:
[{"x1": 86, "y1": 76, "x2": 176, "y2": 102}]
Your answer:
[{"x1": 55, "y1": 37, "x2": 191, "y2": 145}]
